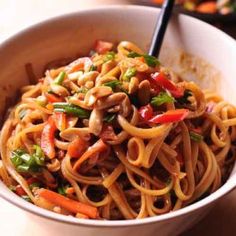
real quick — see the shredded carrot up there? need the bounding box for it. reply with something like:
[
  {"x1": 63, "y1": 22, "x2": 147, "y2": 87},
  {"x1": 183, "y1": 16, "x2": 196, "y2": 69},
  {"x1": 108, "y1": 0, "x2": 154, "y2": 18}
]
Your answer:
[
  {"x1": 67, "y1": 138, "x2": 89, "y2": 158},
  {"x1": 73, "y1": 139, "x2": 107, "y2": 171},
  {"x1": 38, "y1": 188, "x2": 98, "y2": 219}
]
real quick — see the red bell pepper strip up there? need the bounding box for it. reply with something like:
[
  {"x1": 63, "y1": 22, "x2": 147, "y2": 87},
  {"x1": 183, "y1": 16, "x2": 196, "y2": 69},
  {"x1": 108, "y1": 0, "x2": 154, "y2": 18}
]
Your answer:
[
  {"x1": 139, "y1": 104, "x2": 154, "y2": 121},
  {"x1": 94, "y1": 40, "x2": 113, "y2": 54},
  {"x1": 45, "y1": 93, "x2": 64, "y2": 103},
  {"x1": 15, "y1": 186, "x2": 26, "y2": 196},
  {"x1": 68, "y1": 138, "x2": 89, "y2": 158},
  {"x1": 149, "y1": 109, "x2": 189, "y2": 124},
  {"x1": 53, "y1": 112, "x2": 66, "y2": 131},
  {"x1": 41, "y1": 116, "x2": 57, "y2": 159},
  {"x1": 151, "y1": 72, "x2": 184, "y2": 98},
  {"x1": 67, "y1": 57, "x2": 93, "y2": 73}
]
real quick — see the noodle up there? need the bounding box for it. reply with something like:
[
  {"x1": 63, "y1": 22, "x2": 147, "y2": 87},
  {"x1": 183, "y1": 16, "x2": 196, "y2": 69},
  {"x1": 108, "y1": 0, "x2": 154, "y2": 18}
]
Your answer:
[{"x1": 0, "y1": 40, "x2": 235, "y2": 220}]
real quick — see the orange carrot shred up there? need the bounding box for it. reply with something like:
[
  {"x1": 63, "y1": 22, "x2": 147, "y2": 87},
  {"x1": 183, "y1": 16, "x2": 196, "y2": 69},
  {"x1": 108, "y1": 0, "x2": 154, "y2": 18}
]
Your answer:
[{"x1": 38, "y1": 188, "x2": 98, "y2": 219}]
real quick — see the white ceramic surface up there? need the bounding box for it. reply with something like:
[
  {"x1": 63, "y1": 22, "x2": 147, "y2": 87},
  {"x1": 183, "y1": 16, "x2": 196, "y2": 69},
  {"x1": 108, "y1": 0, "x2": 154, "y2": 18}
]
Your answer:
[{"x1": 0, "y1": 5, "x2": 236, "y2": 236}]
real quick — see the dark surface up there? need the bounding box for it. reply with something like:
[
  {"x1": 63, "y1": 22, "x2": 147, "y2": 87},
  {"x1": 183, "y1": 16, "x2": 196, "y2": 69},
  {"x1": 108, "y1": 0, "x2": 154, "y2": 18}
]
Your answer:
[{"x1": 218, "y1": 23, "x2": 236, "y2": 39}]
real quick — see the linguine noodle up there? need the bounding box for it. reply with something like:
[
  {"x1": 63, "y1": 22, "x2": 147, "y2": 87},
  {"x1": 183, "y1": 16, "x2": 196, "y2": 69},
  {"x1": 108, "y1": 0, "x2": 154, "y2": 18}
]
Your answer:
[{"x1": 0, "y1": 40, "x2": 235, "y2": 220}]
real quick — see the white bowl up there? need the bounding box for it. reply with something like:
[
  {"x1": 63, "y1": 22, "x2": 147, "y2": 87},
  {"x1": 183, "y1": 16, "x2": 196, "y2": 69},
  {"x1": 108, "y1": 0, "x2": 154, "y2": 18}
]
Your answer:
[{"x1": 0, "y1": 5, "x2": 236, "y2": 236}]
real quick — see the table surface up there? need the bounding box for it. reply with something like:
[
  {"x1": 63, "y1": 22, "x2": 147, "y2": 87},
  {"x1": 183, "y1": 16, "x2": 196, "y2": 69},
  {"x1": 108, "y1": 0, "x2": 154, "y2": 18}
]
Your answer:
[{"x1": 1, "y1": 1, "x2": 236, "y2": 235}]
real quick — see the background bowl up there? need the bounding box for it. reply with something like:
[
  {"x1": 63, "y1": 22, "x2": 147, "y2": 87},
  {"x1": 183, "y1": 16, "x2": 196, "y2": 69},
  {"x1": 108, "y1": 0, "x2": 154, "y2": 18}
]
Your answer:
[
  {"x1": 0, "y1": 5, "x2": 236, "y2": 236},
  {"x1": 137, "y1": 0, "x2": 236, "y2": 23}
]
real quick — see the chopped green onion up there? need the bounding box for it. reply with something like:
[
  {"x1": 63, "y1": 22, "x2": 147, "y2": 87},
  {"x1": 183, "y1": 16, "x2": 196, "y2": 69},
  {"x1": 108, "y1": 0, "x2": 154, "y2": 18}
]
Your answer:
[
  {"x1": 103, "y1": 114, "x2": 116, "y2": 123},
  {"x1": 89, "y1": 64, "x2": 97, "y2": 71},
  {"x1": 123, "y1": 67, "x2": 137, "y2": 81},
  {"x1": 16, "y1": 164, "x2": 30, "y2": 172},
  {"x1": 127, "y1": 51, "x2": 140, "y2": 58},
  {"x1": 53, "y1": 71, "x2": 66, "y2": 85},
  {"x1": 151, "y1": 92, "x2": 175, "y2": 107},
  {"x1": 143, "y1": 55, "x2": 159, "y2": 67},
  {"x1": 57, "y1": 186, "x2": 67, "y2": 196},
  {"x1": 53, "y1": 103, "x2": 90, "y2": 119},
  {"x1": 127, "y1": 51, "x2": 160, "y2": 67},
  {"x1": 103, "y1": 80, "x2": 121, "y2": 91},
  {"x1": 20, "y1": 153, "x2": 35, "y2": 166},
  {"x1": 104, "y1": 51, "x2": 115, "y2": 62},
  {"x1": 33, "y1": 145, "x2": 45, "y2": 166},
  {"x1": 189, "y1": 131, "x2": 203, "y2": 142},
  {"x1": 11, "y1": 148, "x2": 44, "y2": 173}
]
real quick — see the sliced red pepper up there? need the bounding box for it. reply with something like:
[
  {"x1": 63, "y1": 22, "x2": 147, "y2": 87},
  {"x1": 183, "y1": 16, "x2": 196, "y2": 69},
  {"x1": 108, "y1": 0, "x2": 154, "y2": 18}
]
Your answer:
[
  {"x1": 53, "y1": 112, "x2": 66, "y2": 131},
  {"x1": 45, "y1": 93, "x2": 64, "y2": 103},
  {"x1": 100, "y1": 124, "x2": 117, "y2": 142},
  {"x1": 149, "y1": 109, "x2": 189, "y2": 124},
  {"x1": 41, "y1": 116, "x2": 57, "y2": 159},
  {"x1": 15, "y1": 186, "x2": 26, "y2": 196},
  {"x1": 151, "y1": 72, "x2": 184, "y2": 98},
  {"x1": 67, "y1": 57, "x2": 93, "y2": 73},
  {"x1": 68, "y1": 138, "x2": 89, "y2": 158},
  {"x1": 139, "y1": 104, "x2": 154, "y2": 121},
  {"x1": 94, "y1": 40, "x2": 113, "y2": 54}
]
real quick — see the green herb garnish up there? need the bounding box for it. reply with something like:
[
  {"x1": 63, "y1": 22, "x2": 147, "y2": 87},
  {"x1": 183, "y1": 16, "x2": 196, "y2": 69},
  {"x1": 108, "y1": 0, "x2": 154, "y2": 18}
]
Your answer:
[
  {"x1": 104, "y1": 51, "x2": 116, "y2": 62},
  {"x1": 127, "y1": 51, "x2": 160, "y2": 67},
  {"x1": 189, "y1": 131, "x2": 203, "y2": 142},
  {"x1": 151, "y1": 92, "x2": 175, "y2": 107},
  {"x1": 53, "y1": 71, "x2": 66, "y2": 85},
  {"x1": 103, "y1": 114, "x2": 116, "y2": 123},
  {"x1": 123, "y1": 67, "x2": 137, "y2": 81},
  {"x1": 11, "y1": 147, "x2": 45, "y2": 173},
  {"x1": 53, "y1": 102, "x2": 90, "y2": 119},
  {"x1": 103, "y1": 80, "x2": 121, "y2": 91},
  {"x1": 57, "y1": 186, "x2": 67, "y2": 196},
  {"x1": 89, "y1": 64, "x2": 97, "y2": 71}
]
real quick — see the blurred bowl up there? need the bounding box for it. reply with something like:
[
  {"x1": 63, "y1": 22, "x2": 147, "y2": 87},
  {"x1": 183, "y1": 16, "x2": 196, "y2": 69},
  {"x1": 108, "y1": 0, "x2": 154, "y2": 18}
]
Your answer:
[
  {"x1": 0, "y1": 5, "x2": 236, "y2": 236},
  {"x1": 137, "y1": 0, "x2": 236, "y2": 23}
]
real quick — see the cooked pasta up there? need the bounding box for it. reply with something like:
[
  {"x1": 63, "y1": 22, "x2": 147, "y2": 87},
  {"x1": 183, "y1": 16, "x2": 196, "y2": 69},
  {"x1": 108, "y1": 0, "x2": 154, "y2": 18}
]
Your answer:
[{"x1": 0, "y1": 40, "x2": 235, "y2": 220}]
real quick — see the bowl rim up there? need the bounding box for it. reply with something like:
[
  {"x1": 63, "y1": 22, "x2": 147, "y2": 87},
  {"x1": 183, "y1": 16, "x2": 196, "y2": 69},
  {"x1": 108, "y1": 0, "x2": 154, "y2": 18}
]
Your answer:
[{"x1": 0, "y1": 4, "x2": 236, "y2": 227}]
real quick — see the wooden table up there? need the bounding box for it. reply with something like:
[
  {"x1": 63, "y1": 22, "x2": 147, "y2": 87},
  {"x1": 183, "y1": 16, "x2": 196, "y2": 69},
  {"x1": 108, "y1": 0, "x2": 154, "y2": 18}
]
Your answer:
[{"x1": 0, "y1": 1, "x2": 236, "y2": 235}]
